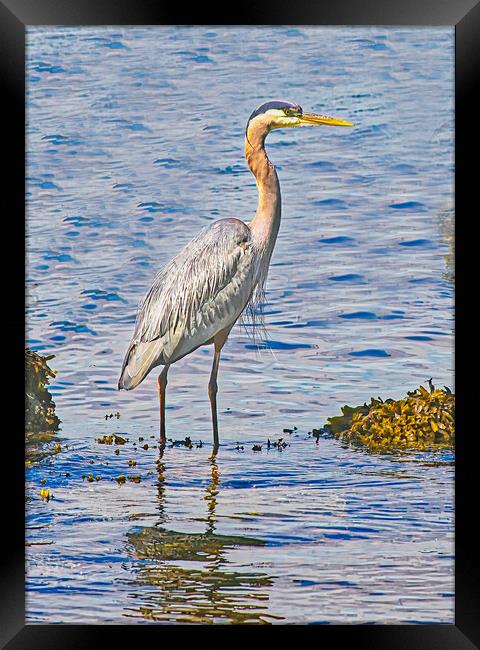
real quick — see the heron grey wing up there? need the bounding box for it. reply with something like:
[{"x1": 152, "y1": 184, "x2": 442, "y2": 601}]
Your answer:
[
  {"x1": 119, "y1": 218, "x2": 256, "y2": 390},
  {"x1": 132, "y1": 217, "x2": 256, "y2": 347}
]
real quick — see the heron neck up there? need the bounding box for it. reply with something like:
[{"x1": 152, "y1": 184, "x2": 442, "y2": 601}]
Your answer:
[{"x1": 244, "y1": 126, "x2": 281, "y2": 251}]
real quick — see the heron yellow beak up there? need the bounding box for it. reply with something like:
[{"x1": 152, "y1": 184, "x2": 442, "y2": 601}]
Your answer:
[{"x1": 300, "y1": 113, "x2": 354, "y2": 127}]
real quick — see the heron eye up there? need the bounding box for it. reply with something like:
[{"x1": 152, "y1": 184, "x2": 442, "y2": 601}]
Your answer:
[{"x1": 284, "y1": 107, "x2": 300, "y2": 117}]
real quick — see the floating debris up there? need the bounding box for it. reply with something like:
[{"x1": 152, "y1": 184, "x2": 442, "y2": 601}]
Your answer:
[
  {"x1": 116, "y1": 475, "x2": 126, "y2": 484},
  {"x1": 96, "y1": 434, "x2": 127, "y2": 445},
  {"x1": 168, "y1": 436, "x2": 194, "y2": 449},
  {"x1": 104, "y1": 412, "x2": 121, "y2": 420},
  {"x1": 321, "y1": 382, "x2": 454, "y2": 453},
  {"x1": 40, "y1": 487, "x2": 52, "y2": 500},
  {"x1": 267, "y1": 438, "x2": 289, "y2": 450},
  {"x1": 128, "y1": 460, "x2": 137, "y2": 467},
  {"x1": 252, "y1": 444, "x2": 262, "y2": 452},
  {"x1": 128, "y1": 475, "x2": 142, "y2": 483}
]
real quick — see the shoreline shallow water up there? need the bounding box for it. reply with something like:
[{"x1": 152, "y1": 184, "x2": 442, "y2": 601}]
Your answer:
[{"x1": 27, "y1": 427, "x2": 454, "y2": 624}]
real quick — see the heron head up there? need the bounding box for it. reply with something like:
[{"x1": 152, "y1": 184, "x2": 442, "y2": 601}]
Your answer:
[{"x1": 246, "y1": 100, "x2": 354, "y2": 136}]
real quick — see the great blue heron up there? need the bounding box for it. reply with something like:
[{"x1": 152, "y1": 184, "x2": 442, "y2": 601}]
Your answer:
[{"x1": 118, "y1": 100, "x2": 353, "y2": 449}]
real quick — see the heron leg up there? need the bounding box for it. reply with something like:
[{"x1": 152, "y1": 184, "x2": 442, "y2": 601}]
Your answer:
[
  {"x1": 208, "y1": 350, "x2": 221, "y2": 450},
  {"x1": 157, "y1": 365, "x2": 169, "y2": 445},
  {"x1": 208, "y1": 329, "x2": 230, "y2": 451}
]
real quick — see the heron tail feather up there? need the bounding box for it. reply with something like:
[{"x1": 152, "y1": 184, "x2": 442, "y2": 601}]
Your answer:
[{"x1": 118, "y1": 340, "x2": 164, "y2": 390}]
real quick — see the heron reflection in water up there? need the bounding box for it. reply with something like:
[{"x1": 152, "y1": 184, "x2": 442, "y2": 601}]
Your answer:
[
  {"x1": 126, "y1": 453, "x2": 281, "y2": 624},
  {"x1": 119, "y1": 101, "x2": 353, "y2": 448}
]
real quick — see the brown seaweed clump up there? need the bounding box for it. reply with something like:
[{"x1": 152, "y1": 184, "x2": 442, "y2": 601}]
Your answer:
[
  {"x1": 25, "y1": 347, "x2": 60, "y2": 434},
  {"x1": 97, "y1": 434, "x2": 127, "y2": 445},
  {"x1": 323, "y1": 381, "x2": 454, "y2": 453}
]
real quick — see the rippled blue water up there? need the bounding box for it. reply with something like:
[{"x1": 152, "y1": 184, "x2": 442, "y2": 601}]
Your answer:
[{"x1": 26, "y1": 26, "x2": 454, "y2": 624}]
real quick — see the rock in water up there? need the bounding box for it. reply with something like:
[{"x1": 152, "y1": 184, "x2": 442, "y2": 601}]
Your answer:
[
  {"x1": 25, "y1": 348, "x2": 61, "y2": 434},
  {"x1": 321, "y1": 382, "x2": 454, "y2": 453}
]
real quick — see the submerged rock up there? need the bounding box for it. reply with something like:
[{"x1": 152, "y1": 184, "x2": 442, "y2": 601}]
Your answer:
[
  {"x1": 25, "y1": 347, "x2": 61, "y2": 434},
  {"x1": 321, "y1": 381, "x2": 454, "y2": 453}
]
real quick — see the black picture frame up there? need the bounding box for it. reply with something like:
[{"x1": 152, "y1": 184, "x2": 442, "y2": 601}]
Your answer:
[{"x1": 3, "y1": 0, "x2": 477, "y2": 646}]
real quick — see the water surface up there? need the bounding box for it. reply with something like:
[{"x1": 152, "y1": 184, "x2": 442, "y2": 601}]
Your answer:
[{"x1": 26, "y1": 26, "x2": 454, "y2": 624}]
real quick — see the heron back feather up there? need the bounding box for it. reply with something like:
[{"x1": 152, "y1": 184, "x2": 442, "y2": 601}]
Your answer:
[{"x1": 118, "y1": 218, "x2": 262, "y2": 389}]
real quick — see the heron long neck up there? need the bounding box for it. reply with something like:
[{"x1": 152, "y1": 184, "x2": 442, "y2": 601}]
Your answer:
[{"x1": 245, "y1": 123, "x2": 281, "y2": 252}]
